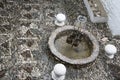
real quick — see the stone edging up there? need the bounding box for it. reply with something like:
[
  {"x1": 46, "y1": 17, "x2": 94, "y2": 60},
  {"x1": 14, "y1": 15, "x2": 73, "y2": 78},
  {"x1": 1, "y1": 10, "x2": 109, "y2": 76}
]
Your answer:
[{"x1": 48, "y1": 26, "x2": 99, "y2": 65}]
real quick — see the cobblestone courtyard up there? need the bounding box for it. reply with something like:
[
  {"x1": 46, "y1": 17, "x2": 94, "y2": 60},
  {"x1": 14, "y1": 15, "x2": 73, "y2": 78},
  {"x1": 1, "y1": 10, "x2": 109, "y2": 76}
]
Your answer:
[{"x1": 0, "y1": 0, "x2": 120, "y2": 80}]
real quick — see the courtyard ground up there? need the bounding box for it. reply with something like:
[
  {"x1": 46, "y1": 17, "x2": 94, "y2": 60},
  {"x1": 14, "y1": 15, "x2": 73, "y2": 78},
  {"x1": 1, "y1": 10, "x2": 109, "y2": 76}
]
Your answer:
[{"x1": 0, "y1": 0, "x2": 120, "y2": 80}]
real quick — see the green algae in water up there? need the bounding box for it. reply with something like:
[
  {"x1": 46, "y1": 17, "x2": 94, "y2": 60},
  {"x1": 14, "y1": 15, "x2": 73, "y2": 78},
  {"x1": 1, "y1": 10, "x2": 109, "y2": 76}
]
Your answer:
[{"x1": 55, "y1": 36, "x2": 92, "y2": 59}]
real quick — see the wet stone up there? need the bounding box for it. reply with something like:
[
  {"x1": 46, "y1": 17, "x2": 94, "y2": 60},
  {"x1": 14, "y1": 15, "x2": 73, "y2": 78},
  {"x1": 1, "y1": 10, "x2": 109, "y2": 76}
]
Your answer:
[
  {"x1": 48, "y1": 12, "x2": 54, "y2": 17},
  {"x1": 0, "y1": 25, "x2": 12, "y2": 33},
  {"x1": 23, "y1": 66, "x2": 33, "y2": 73},
  {"x1": 0, "y1": 10, "x2": 9, "y2": 16},
  {"x1": 0, "y1": 27, "x2": 6, "y2": 33},
  {"x1": 24, "y1": 0, "x2": 30, "y2": 2},
  {"x1": 0, "y1": 70, "x2": 6, "y2": 78},
  {"x1": 2, "y1": 25, "x2": 11, "y2": 30},
  {"x1": 32, "y1": 12, "x2": 39, "y2": 19},
  {"x1": 25, "y1": 76, "x2": 32, "y2": 80},
  {"x1": 21, "y1": 22, "x2": 31, "y2": 27},
  {"x1": 30, "y1": 29, "x2": 41, "y2": 35},
  {"x1": 108, "y1": 64, "x2": 120, "y2": 80},
  {"x1": 0, "y1": 43, "x2": 10, "y2": 56},
  {"x1": 27, "y1": 40, "x2": 34, "y2": 47},
  {"x1": 21, "y1": 50, "x2": 31, "y2": 59},
  {"x1": 23, "y1": 0, "x2": 39, "y2": 4},
  {"x1": 33, "y1": 5, "x2": 40, "y2": 10},
  {"x1": 24, "y1": 13, "x2": 32, "y2": 19},
  {"x1": 17, "y1": 39, "x2": 26, "y2": 45},
  {"x1": 24, "y1": 5, "x2": 32, "y2": 11},
  {"x1": 25, "y1": 30, "x2": 34, "y2": 37},
  {"x1": 0, "y1": 2, "x2": 4, "y2": 9},
  {"x1": 1, "y1": 42, "x2": 9, "y2": 51},
  {"x1": 0, "y1": 34, "x2": 10, "y2": 45}
]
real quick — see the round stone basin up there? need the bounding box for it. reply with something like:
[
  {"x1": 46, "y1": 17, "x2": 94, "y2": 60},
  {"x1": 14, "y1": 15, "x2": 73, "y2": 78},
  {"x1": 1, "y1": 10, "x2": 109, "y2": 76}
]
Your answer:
[{"x1": 48, "y1": 26, "x2": 99, "y2": 65}]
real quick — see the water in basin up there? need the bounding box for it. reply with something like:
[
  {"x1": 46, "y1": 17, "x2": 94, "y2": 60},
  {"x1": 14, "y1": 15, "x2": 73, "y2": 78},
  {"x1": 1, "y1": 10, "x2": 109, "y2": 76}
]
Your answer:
[{"x1": 55, "y1": 36, "x2": 92, "y2": 59}]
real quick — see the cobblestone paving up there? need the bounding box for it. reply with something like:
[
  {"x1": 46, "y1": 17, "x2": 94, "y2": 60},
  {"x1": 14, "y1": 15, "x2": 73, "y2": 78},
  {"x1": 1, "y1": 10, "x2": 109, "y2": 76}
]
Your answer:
[{"x1": 0, "y1": 0, "x2": 120, "y2": 80}]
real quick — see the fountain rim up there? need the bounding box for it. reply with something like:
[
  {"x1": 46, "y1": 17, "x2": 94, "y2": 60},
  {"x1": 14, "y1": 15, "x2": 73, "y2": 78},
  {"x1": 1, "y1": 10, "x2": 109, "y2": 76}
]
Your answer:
[{"x1": 48, "y1": 25, "x2": 99, "y2": 65}]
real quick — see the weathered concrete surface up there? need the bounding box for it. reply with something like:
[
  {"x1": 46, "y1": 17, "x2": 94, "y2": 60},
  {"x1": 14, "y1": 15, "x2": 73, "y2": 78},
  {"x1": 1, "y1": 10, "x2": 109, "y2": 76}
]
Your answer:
[
  {"x1": 0, "y1": 0, "x2": 120, "y2": 80},
  {"x1": 101, "y1": 0, "x2": 120, "y2": 35}
]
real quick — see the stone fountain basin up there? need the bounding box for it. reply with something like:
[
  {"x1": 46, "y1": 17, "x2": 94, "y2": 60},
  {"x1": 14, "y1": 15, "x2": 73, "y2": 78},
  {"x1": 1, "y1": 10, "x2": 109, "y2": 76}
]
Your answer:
[{"x1": 48, "y1": 26, "x2": 99, "y2": 65}]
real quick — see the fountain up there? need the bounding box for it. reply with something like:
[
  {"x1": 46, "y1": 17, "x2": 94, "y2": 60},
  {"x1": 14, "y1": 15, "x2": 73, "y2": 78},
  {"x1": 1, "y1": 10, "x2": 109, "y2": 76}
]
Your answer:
[{"x1": 48, "y1": 26, "x2": 99, "y2": 65}]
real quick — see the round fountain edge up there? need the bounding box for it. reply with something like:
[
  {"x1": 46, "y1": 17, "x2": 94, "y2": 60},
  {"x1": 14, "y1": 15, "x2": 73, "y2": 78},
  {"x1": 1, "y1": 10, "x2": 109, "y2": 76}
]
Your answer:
[{"x1": 48, "y1": 26, "x2": 99, "y2": 65}]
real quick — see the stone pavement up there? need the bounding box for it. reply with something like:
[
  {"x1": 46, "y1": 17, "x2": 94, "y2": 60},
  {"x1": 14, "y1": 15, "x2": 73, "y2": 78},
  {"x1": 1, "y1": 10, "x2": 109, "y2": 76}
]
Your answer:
[{"x1": 0, "y1": 0, "x2": 120, "y2": 80}]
